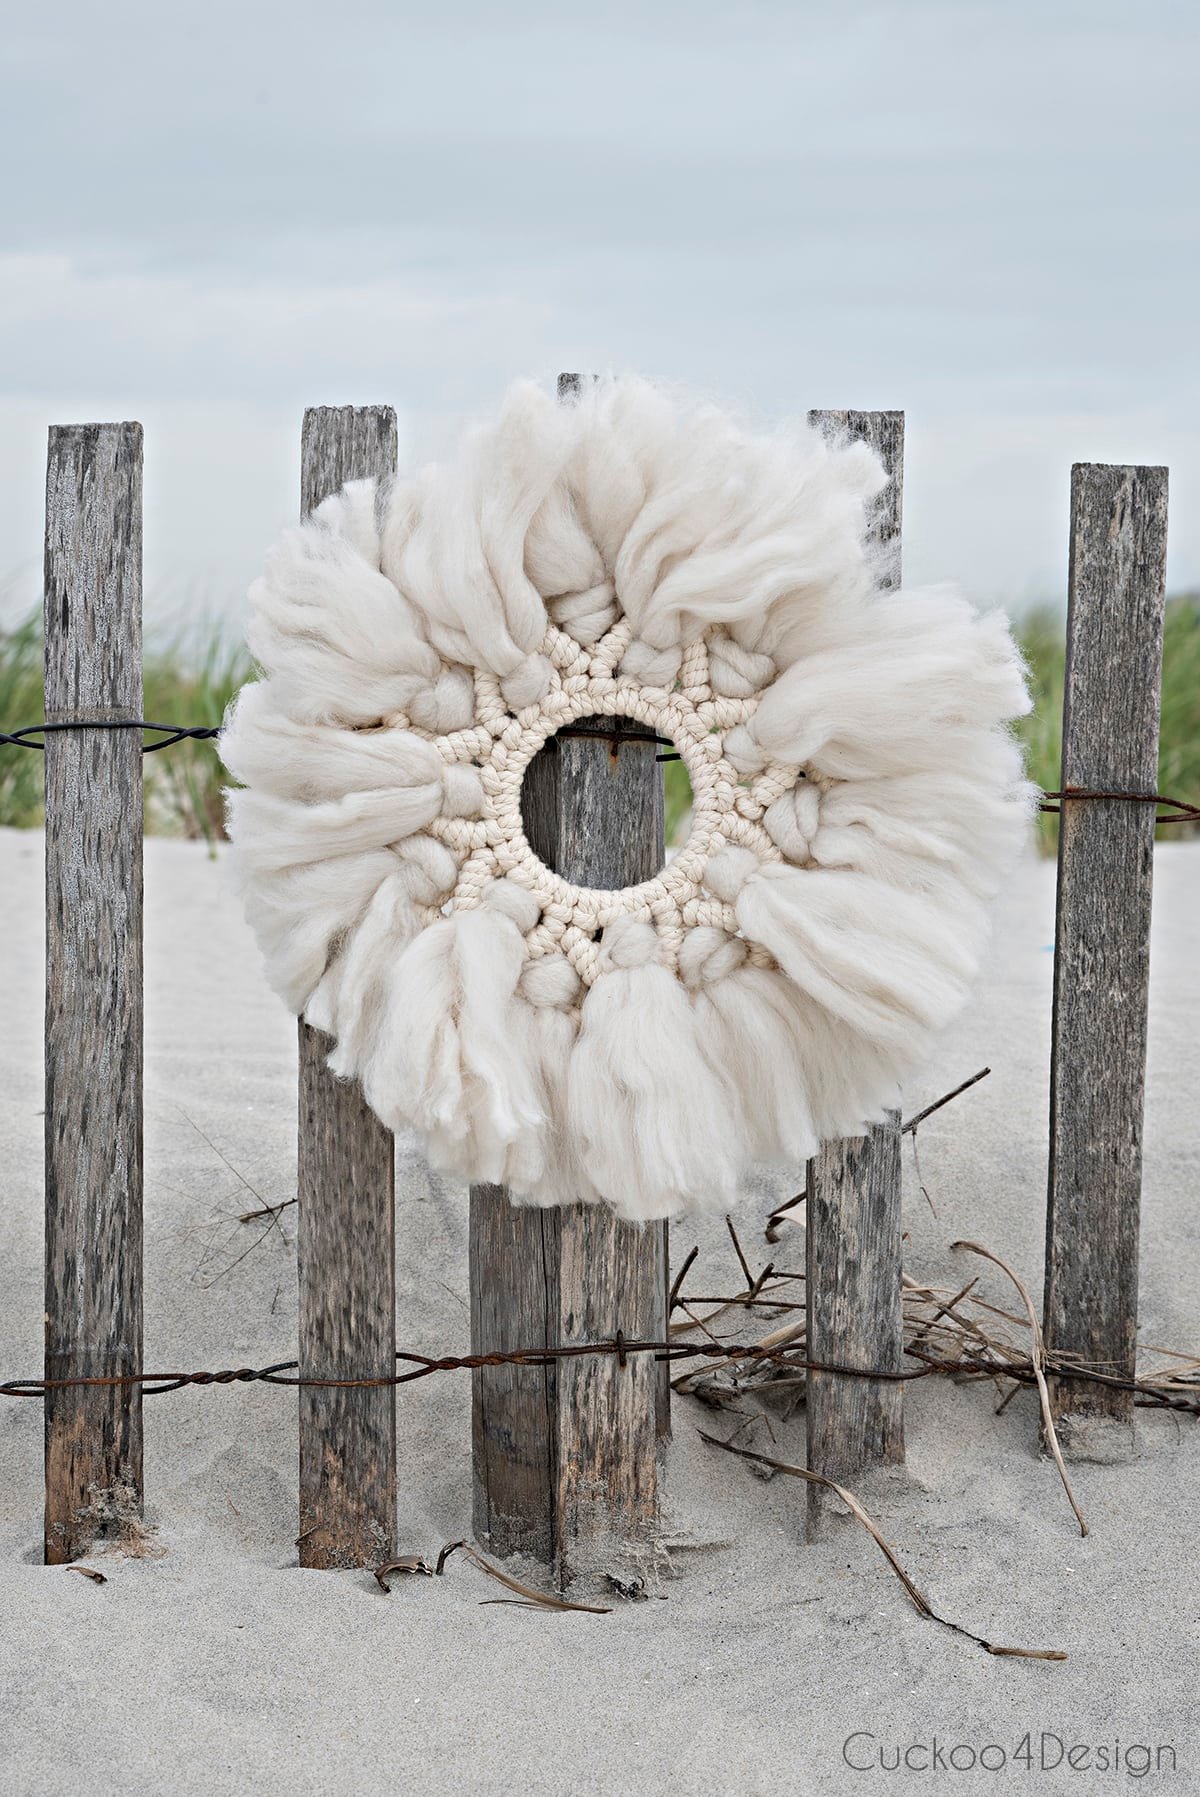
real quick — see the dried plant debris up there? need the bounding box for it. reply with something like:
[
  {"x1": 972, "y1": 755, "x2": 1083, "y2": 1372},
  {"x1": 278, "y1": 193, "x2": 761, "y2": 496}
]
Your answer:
[
  {"x1": 438, "y1": 1542, "x2": 611, "y2": 1613},
  {"x1": 901, "y1": 1067, "x2": 992, "y2": 1135},
  {"x1": 170, "y1": 1106, "x2": 296, "y2": 1287},
  {"x1": 375, "y1": 1541, "x2": 611, "y2": 1614},
  {"x1": 950, "y1": 1239, "x2": 1088, "y2": 1537},
  {"x1": 605, "y1": 1574, "x2": 664, "y2": 1602},
  {"x1": 373, "y1": 1556, "x2": 435, "y2": 1590},
  {"x1": 765, "y1": 1191, "x2": 804, "y2": 1243},
  {"x1": 80, "y1": 1484, "x2": 165, "y2": 1561},
  {"x1": 700, "y1": 1432, "x2": 1066, "y2": 1663},
  {"x1": 666, "y1": 1230, "x2": 1197, "y2": 1548},
  {"x1": 66, "y1": 1565, "x2": 107, "y2": 1584}
]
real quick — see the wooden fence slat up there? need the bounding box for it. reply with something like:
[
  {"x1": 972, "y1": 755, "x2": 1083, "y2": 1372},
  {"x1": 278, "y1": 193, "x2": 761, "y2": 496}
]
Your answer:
[
  {"x1": 44, "y1": 422, "x2": 144, "y2": 1564},
  {"x1": 470, "y1": 720, "x2": 667, "y2": 1579},
  {"x1": 297, "y1": 405, "x2": 399, "y2": 1568},
  {"x1": 804, "y1": 1119, "x2": 904, "y2": 1533},
  {"x1": 803, "y1": 409, "x2": 906, "y2": 1540},
  {"x1": 471, "y1": 375, "x2": 667, "y2": 1579},
  {"x1": 1043, "y1": 462, "x2": 1168, "y2": 1458}
]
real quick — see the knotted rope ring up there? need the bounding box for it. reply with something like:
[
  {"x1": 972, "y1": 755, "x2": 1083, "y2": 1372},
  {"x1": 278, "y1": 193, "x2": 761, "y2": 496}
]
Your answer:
[
  {"x1": 446, "y1": 619, "x2": 786, "y2": 990},
  {"x1": 223, "y1": 375, "x2": 1033, "y2": 1220}
]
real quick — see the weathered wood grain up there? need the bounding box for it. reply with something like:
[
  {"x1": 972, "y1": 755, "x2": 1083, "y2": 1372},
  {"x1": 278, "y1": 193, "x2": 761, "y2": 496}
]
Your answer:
[
  {"x1": 804, "y1": 409, "x2": 906, "y2": 1538},
  {"x1": 43, "y1": 422, "x2": 144, "y2": 1564},
  {"x1": 809, "y1": 409, "x2": 904, "y2": 593},
  {"x1": 1043, "y1": 463, "x2": 1168, "y2": 1458},
  {"x1": 470, "y1": 1186, "x2": 558, "y2": 1561},
  {"x1": 804, "y1": 1117, "x2": 904, "y2": 1537},
  {"x1": 297, "y1": 405, "x2": 399, "y2": 1568},
  {"x1": 471, "y1": 709, "x2": 668, "y2": 1581},
  {"x1": 555, "y1": 368, "x2": 671, "y2": 1444}
]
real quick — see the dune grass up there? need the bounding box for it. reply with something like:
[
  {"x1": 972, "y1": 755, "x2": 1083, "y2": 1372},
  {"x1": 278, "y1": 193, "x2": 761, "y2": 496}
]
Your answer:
[
  {"x1": 0, "y1": 608, "x2": 252, "y2": 842},
  {"x1": 0, "y1": 610, "x2": 42, "y2": 830},
  {"x1": 1012, "y1": 595, "x2": 1200, "y2": 853},
  {"x1": 2, "y1": 598, "x2": 1198, "y2": 849}
]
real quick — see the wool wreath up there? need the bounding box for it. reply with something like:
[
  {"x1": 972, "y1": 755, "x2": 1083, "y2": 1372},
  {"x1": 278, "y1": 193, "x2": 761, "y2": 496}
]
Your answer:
[{"x1": 222, "y1": 375, "x2": 1034, "y2": 1222}]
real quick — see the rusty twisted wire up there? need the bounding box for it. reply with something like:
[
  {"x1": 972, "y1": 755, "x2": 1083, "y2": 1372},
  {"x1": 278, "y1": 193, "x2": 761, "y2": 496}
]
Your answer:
[
  {"x1": 5, "y1": 1334, "x2": 1198, "y2": 1414},
  {"x1": 5, "y1": 1337, "x2": 916, "y2": 1399}
]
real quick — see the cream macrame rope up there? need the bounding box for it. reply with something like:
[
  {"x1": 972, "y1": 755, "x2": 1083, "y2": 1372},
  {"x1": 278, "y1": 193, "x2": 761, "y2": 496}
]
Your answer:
[
  {"x1": 406, "y1": 620, "x2": 785, "y2": 989},
  {"x1": 222, "y1": 374, "x2": 1033, "y2": 1221}
]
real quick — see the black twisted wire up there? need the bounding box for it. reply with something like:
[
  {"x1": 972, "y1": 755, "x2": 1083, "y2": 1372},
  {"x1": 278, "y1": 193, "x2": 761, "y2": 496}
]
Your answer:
[
  {"x1": 0, "y1": 719, "x2": 222, "y2": 754},
  {"x1": 6, "y1": 722, "x2": 1200, "y2": 810}
]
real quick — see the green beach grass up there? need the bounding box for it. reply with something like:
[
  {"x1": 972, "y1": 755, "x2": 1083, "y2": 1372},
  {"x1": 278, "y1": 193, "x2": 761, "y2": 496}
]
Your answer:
[
  {"x1": 2, "y1": 598, "x2": 1197, "y2": 851},
  {"x1": 0, "y1": 609, "x2": 252, "y2": 843}
]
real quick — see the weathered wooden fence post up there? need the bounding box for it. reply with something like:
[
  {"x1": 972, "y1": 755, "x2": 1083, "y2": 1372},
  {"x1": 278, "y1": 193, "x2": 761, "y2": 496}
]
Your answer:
[
  {"x1": 469, "y1": 375, "x2": 668, "y2": 1585},
  {"x1": 1043, "y1": 462, "x2": 1168, "y2": 1459},
  {"x1": 297, "y1": 406, "x2": 399, "y2": 1568},
  {"x1": 43, "y1": 422, "x2": 144, "y2": 1564},
  {"x1": 804, "y1": 409, "x2": 906, "y2": 1541}
]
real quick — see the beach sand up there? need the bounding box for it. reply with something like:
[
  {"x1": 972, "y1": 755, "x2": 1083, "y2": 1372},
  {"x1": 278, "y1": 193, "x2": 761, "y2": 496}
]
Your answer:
[{"x1": 1, "y1": 826, "x2": 1196, "y2": 1796}]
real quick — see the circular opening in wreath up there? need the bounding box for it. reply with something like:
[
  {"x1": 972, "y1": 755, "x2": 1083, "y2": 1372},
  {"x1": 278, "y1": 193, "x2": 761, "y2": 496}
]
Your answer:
[{"x1": 518, "y1": 715, "x2": 692, "y2": 886}]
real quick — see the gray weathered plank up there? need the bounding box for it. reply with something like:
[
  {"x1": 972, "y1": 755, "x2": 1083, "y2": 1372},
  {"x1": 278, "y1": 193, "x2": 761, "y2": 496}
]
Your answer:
[
  {"x1": 297, "y1": 405, "x2": 399, "y2": 1568},
  {"x1": 43, "y1": 422, "x2": 144, "y2": 1564},
  {"x1": 1043, "y1": 463, "x2": 1168, "y2": 1458},
  {"x1": 803, "y1": 409, "x2": 906, "y2": 1539},
  {"x1": 804, "y1": 1118, "x2": 904, "y2": 1537},
  {"x1": 555, "y1": 369, "x2": 671, "y2": 1445},
  {"x1": 471, "y1": 713, "x2": 667, "y2": 1582}
]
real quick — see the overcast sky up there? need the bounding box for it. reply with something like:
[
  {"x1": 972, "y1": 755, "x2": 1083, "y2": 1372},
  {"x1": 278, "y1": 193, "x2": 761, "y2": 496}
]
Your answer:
[{"x1": 1, "y1": 1, "x2": 1196, "y2": 630}]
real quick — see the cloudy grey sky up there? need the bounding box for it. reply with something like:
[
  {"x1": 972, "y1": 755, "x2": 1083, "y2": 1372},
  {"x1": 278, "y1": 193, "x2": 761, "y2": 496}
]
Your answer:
[{"x1": 1, "y1": 0, "x2": 1196, "y2": 628}]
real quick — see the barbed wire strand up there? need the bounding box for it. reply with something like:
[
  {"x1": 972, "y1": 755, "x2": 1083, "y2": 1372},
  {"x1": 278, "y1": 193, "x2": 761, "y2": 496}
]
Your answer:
[
  {"x1": 2, "y1": 719, "x2": 1198, "y2": 818},
  {"x1": 0, "y1": 719, "x2": 221, "y2": 753},
  {"x1": 5, "y1": 1335, "x2": 1197, "y2": 1413}
]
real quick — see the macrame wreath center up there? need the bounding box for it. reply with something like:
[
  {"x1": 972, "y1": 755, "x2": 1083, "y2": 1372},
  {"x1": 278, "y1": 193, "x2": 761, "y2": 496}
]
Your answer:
[{"x1": 421, "y1": 618, "x2": 788, "y2": 991}]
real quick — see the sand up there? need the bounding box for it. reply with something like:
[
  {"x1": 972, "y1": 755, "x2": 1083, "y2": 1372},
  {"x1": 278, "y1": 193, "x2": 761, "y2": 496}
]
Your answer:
[{"x1": 1, "y1": 826, "x2": 1197, "y2": 1796}]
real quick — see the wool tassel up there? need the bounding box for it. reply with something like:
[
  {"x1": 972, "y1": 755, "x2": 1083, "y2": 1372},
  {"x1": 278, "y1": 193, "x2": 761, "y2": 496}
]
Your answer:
[
  {"x1": 248, "y1": 517, "x2": 461, "y2": 727},
  {"x1": 809, "y1": 750, "x2": 1035, "y2": 903},
  {"x1": 229, "y1": 845, "x2": 401, "y2": 1016},
  {"x1": 504, "y1": 955, "x2": 601, "y2": 1207},
  {"x1": 687, "y1": 908, "x2": 914, "y2": 1141},
  {"x1": 306, "y1": 835, "x2": 460, "y2": 1076},
  {"x1": 706, "y1": 846, "x2": 982, "y2": 1074},
  {"x1": 564, "y1": 376, "x2": 670, "y2": 573},
  {"x1": 310, "y1": 477, "x2": 385, "y2": 569},
  {"x1": 568, "y1": 917, "x2": 742, "y2": 1219},
  {"x1": 731, "y1": 587, "x2": 1031, "y2": 782},
  {"x1": 223, "y1": 689, "x2": 482, "y2": 891},
  {"x1": 678, "y1": 929, "x2": 820, "y2": 1166},
  {"x1": 388, "y1": 382, "x2": 565, "y2": 705},
  {"x1": 221, "y1": 680, "x2": 481, "y2": 809},
  {"x1": 624, "y1": 422, "x2": 883, "y2": 658},
  {"x1": 365, "y1": 878, "x2": 546, "y2": 1184}
]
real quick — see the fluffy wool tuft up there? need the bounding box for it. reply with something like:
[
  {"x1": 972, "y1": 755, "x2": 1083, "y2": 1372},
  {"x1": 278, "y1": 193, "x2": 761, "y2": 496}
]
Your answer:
[{"x1": 224, "y1": 374, "x2": 1033, "y2": 1221}]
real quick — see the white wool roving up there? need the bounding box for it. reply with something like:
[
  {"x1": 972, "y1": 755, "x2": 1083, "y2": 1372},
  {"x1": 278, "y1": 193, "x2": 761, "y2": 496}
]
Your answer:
[{"x1": 223, "y1": 373, "x2": 1034, "y2": 1222}]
